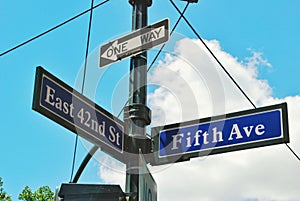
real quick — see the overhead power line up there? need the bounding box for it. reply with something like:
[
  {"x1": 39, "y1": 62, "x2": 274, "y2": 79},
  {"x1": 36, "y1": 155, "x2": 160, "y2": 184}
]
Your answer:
[
  {"x1": 147, "y1": 2, "x2": 190, "y2": 72},
  {"x1": 0, "y1": 0, "x2": 110, "y2": 57},
  {"x1": 286, "y1": 143, "x2": 300, "y2": 162},
  {"x1": 169, "y1": 0, "x2": 256, "y2": 109},
  {"x1": 70, "y1": 0, "x2": 96, "y2": 183},
  {"x1": 72, "y1": 145, "x2": 99, "y2": 183},
  {"x1": 169, "y1": 0, "x2": 300, "y2": 163}
]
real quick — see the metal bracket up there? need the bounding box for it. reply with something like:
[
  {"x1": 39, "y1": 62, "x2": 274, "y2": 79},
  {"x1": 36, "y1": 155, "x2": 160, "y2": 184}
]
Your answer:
[
  {"x1": 129, "y1": 0, "x2": 152, "y2": 7},
  {"x1": 124, "y1": 104, "x2": 151, "y2": 126},
  {"x1": 124, "y1": 134, "x2": 152, "y2": 155}
]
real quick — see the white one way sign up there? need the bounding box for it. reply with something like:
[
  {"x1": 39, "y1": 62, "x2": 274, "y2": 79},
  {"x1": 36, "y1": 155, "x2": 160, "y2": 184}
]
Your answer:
[{"x1": 99, "y1": 19, "x2": 169, "y2": 68}]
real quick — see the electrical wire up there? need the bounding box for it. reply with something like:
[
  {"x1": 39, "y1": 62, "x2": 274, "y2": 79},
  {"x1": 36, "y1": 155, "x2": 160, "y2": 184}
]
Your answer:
[
  {"x1": 0, "y1": 0, "x2": 110, "y2": 57},
  {"x1": 70, "y1": 135, "x2": 79, "y2": 182},
  {"x1": 147, "y1": 2, "x2": 190, "y2": 72},
  {"x1": 286, "y1": 143, "x2": 300, "y2": 162},
  {"x1": 0, "y1": 0, "x2": 110, "y2": 184},
  {"x1": 81, "y1": 0, "x2": 95, "y2": 95},
  {"x1": 69, "y1": 0, "x2": 96, "y2": 183},
  {"x1": 72, "y1": 145, "x2": 99, "y2": 183},
  {"x1": 169, "y1": 0, "x2": 256, "y2": 109},
  {"x1": 169, "y1": 0, "x2": 300, "y2": 163}
]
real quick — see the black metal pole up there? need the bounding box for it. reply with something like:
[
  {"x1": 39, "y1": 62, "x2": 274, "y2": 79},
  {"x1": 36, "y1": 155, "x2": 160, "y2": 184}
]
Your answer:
[
  {"x1": 128, "y1": 0, "x2": 148, "y2": 136},
  {"x1": 125, "y1": 0, "x2": 152, "y2": 200}
]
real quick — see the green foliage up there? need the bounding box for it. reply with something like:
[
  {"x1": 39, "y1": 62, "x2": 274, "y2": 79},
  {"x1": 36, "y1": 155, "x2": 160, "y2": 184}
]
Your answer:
[
  {"x1": 18, "y1": 186, "x2": 34, "y2": 201},
  {"x1": 0, "y1": 177, "x2": 12, "y2": 201},
  {"x1": 0, "y1": 177, "x2": 54, "y2": 201},
  {"x1": 18, "y1": 186, "x2": 54, "y2": 201}
]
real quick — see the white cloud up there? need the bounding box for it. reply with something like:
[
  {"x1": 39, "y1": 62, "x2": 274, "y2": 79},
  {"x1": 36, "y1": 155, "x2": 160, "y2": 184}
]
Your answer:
[
  {"x1": 96, "y1": 153, "x2": 126, "y2": 190},
  {"x1": 98, "y1": 38, "x2": 300, "y2": 201},
  {"x1": 147, "y1": 38, "x2": 300, "y2": 201}
]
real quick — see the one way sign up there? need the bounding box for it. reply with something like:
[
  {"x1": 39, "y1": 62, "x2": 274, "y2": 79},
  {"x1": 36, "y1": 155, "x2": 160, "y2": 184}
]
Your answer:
[{"x1": 99, "y1": 18, "x2": 169, "y2": 68}]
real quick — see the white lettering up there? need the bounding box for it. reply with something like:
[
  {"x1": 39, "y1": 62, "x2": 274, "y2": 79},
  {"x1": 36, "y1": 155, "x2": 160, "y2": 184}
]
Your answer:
[
  {"x1": 186, "y1": 132, "x2": 192, "y2": 148},
  {"x1": 194, "y1": 130, "x2": 201, "y2": 146},
  {"x1": 77, "y1": 108, "x2": 84, "y2": 124},
  {"x1": 228, "y1": 124, "x2": 243, "y2": 140},
  {"x1": 243, "y1": 126, "x2": 254, "y2": 137},
  {"x1": 44, "y1": 85, "x2": 55, "y2": 106},
  {"x1": 44, "y1": 85, "x2": 74, "y2": 118},
  {"x1": 212, "y1": 127, "x2": 223, "y2": 143},
  {"x1": 69, "y1": 104, "x2": 74, "y2": 118},
  {"x1": 109, "y1": 126, "x2": 121, "y2": 146},
  {"x1": 63, "y1": 102, "x2": 69, "y2": 114},
  {"x1": 171, "y1": 133, "x2": 184, "y2": 150},
  {"x1": 255, "y1": 124, "x2": 265, "y2": 135},
  {"x1": 98, "y1": 121, "x2": 105, "y2": 137},
  {"x1": 109, "y1": 126, "x2": 116, "y2": 142},
  {"x1": 55, "y1": 97, "x2": 62, "y2": 111},
  {"x1": 84, "y1": 111, "x2": 91, "y2": 127},
  {"x1": 202, "y1": 131, "x2": 209, "y2": 145},
  {"x1": 91, "y1": 119, "x2": 98, "y2": 132}
]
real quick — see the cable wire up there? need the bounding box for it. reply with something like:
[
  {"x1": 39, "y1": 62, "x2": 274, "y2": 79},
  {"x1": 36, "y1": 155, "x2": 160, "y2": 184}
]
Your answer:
[
  {"x1": 70, "y1": 0, "x2": 96, "y2": 183},
  {"x1": 169, "y1": 0, "x2": 300, "y2": 163},
  {"x1": 0, "y1": 0, "x2": 110, "y2": 57},
  {"x1": 81, "y1": 0, "x2": 95, "y2": 94},
  {"x1": 286, "y1": 143, "x2": 300, "y2": 162},
  {"x1": 147, "y1": 2, "x2": 190, "y2": 72},
  {"x1": 70, "y1": 136, "x2": 79, "y2": 183},
  {"x1": 72, "y1": 145, "x2": 99, "y2": 183},
  {"x1": 169, "y1": 0, "x2": 256, "y2": 109}
]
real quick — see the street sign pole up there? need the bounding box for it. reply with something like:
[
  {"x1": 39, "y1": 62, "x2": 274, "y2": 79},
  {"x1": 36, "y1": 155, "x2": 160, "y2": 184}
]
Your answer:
[{"x1": 124, "y1": 0, "x2": 152, "y2": 200}]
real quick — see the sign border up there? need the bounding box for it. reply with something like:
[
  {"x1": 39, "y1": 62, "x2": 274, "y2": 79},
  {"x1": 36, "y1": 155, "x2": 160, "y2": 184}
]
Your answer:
[
  {"x1": 32, "y1": 66, "x2": 125, "y2": 162},
  {"x1": 151, "y1": 103, "x2": 289, "y2": 165}
]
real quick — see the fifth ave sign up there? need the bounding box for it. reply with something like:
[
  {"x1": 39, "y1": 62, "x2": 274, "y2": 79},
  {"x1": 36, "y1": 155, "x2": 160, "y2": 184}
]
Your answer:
[
  {"x1": 99, "y1": 18, "x2": 169, "y2": 68},
  {"x1": 151, "y1": 103, "x2": 289, "y2": 165}
]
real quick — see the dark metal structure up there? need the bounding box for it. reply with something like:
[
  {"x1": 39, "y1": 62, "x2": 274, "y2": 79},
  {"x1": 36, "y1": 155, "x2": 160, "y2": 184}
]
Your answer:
[{"x1": 124, "y1": 1, "x2": 152, "y2": 200}]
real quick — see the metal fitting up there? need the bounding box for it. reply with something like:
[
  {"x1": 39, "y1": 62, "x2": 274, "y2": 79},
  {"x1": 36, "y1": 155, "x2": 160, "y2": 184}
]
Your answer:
[
  {"x1": 181, "y1": 0, "x2": 198, "y2": 3},
  {"x1": 129, "y1": 0, "x2": 152, "y2": 7},
  {"x1": 124, "y1": 104, "x2": 151, "y2": 126}
]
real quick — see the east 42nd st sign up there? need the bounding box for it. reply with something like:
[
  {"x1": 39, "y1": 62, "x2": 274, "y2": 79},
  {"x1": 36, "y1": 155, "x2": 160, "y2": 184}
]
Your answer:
[{"x1": 32, "y1": 67, "x2": 125, "y2": 162}]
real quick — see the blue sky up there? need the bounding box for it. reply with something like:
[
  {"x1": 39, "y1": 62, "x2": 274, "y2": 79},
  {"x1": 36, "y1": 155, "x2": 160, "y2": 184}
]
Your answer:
[{"x1": 1, "y1": 0, "x2": 300, "y2": 200}]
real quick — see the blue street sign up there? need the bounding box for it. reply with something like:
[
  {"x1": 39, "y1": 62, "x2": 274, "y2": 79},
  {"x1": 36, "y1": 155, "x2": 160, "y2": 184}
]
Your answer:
[
  {"x1": 151, "y1": 103, "x2": 289, "y2": 165},
  {"x1": 33, "y1": 67, "x2": 125, "y2": 161}
]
